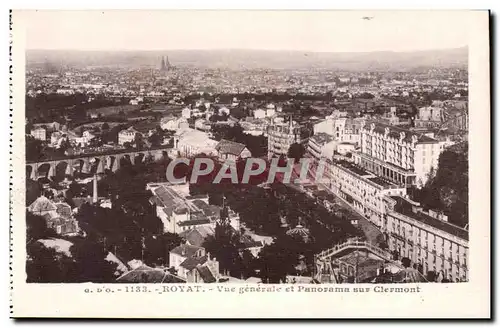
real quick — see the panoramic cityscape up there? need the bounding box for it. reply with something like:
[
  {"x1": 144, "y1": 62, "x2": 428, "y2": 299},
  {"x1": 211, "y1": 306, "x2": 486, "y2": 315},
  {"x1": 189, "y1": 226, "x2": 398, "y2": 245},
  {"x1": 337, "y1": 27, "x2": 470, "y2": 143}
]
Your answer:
[{"x1": 25, "y1": 11, "x2": 469, "y2": 285}]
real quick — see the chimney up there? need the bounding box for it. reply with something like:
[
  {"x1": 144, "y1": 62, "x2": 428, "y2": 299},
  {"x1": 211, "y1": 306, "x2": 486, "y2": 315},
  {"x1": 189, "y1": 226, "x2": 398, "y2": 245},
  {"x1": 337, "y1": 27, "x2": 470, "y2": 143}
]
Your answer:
[{"x1": 92, "y1": 174, "x2": 98, "y2": 204}]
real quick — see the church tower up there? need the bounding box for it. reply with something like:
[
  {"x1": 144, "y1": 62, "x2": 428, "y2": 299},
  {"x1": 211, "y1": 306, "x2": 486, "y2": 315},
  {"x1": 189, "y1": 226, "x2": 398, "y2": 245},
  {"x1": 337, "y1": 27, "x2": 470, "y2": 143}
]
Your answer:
[{"x1": 160, "y1": 56, "x2": 166, "y2": 71}]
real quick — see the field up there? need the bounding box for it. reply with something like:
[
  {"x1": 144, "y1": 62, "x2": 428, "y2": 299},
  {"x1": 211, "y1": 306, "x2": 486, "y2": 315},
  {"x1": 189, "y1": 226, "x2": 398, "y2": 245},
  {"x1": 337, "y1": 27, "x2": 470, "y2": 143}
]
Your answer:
[{"x1": 89, "y1": 104, "x2": 139, "y2": 116}]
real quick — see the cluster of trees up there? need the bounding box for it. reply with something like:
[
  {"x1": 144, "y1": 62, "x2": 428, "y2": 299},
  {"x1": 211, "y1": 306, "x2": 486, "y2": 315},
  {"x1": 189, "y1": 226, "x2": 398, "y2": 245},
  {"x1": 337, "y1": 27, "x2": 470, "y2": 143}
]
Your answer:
[
  {"x1": 26, "y1": 153, "x2": 190, "y2": 283},
  {"x1": 26, "y1": 93, "x2": 130, "y2": 124},
  {"x1": 190, "y1": 175, "x2": 362, "y2": 280},
  {"x1": 202, "y1": 209, "x2": 315, "y2": 282},
  {"x1": 26, "y1": 211, "x2": 118, "y2": 283},
  {"x1": 411, "y1": 142, "x2": 469, "y2": 228}
]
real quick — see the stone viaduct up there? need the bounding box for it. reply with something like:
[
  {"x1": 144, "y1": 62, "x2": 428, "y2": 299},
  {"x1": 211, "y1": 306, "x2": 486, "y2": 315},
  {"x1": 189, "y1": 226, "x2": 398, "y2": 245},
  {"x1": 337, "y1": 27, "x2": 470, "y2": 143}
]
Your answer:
[{"x1": 26, "y1": 148, "x2": 171, "y2": 180}]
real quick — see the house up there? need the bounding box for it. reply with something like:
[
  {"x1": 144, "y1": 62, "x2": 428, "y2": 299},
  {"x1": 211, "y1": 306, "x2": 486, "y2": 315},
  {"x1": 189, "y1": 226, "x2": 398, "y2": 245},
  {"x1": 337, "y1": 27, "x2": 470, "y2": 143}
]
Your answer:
[
  {"x1": 182, "y1": 107, "x2": 191, "y2": 119},
  {"x1": 27, "y1": 196, "x2": 79, "y2": 236},
  {"x1": 239, "y1": 234, "x2": 264, "y2": 257},
  {"x1": 118, "y1": 127, "x2": 140, "y2": 146},
  {"x1": 149, "y1": 185, "x2": 216, "y2": 234},
  {"x1": 215, "y1": 139, "x2": 252, "y2": 162},
  {"x1": 179, "y1": 226, "x2": 215, "y2": 247},
  {"x1": 133, "y1": 122, "x2": 158, "y2": 138},
  {"x1": 169, "y1": 244, "x2": 220, "y2": 283},
  {"x1": 253, "y1": 109, "x2": 266, "y2": 119},
  {"x1": 30, "y1": 127, "x2": 47, "y2": 141},
  {"x1": 194, "y1": 118, "x2": 211, "y2": 132},
  {"x1": 161, "y1": 116, "x2": 189, "y2": 131}
]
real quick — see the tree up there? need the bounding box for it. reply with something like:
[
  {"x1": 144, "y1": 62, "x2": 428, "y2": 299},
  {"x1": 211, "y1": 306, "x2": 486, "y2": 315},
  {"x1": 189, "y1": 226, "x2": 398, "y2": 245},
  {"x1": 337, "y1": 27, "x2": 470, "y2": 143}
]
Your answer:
[
  {"x1": 26, "y1": 241, "x2": 76, "y2": 283},
  {"x1": 101, "y1": 122, "x2": 110, "y2": 131},
  {"x1": 26, "y1": 136, "x2": 45, "y2": 162},
  {"x1": 426, "y1": 271, "x2": 437, "y2": 282},
  {"x1": 148, "y1": 133, "x2": 163, "y2": 147},
  {"x1": 26, "y1": 211, "x2": 55, "y2": 241},
  {"x1": 26, "y1": 180, "x2": 42, "y2": 206},
  {"x1": 401, "y1": 257, "x2": 411, "y2": 268},
  {"x1": 203, "y1": 207, "x2": 242, "y2": 277},
  {"x1": 143, "y1": 233, "x2": 183, "y2": 267},
  {"x1": 70, "y1": 239, "x2": 118, "y2": 283},
  {"x1": 287, "y1": 143, "x2": 306, "y2": 163},
  {"x1": 134, "y1": 133, "x2": 145, "y2": 150},
  {"x1": 256, "y1": 235, "x2": 303, "y2": 283}
]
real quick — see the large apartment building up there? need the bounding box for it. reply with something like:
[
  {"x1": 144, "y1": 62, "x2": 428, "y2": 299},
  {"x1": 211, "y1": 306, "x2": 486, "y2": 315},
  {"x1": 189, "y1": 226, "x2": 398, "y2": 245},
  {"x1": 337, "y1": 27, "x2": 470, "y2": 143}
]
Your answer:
[
  {"x1": 383, "y1": 196, "x2": 468, "y2": 282},
  {"x1": 328, "y1": 160, "x2": 407, "y2": 228},
  {"x1": 267, "y1": 116, "x2": 301, "y2": 159},
  {"x1": 354, "y1": 122, "x2": 444, "y2": 187}
]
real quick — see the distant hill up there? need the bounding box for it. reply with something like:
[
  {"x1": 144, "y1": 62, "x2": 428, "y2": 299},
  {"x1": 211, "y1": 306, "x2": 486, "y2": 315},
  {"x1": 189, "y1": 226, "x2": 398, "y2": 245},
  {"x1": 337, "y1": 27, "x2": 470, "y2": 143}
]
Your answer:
[{"x1": 26, "y1": 47, "x2": 468, "y2": 71}]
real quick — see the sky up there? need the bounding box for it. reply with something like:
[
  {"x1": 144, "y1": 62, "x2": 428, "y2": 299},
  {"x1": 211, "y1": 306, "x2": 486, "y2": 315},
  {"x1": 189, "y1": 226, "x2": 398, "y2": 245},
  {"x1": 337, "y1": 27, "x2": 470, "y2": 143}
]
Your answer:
[{"x1": 18, "y1": 10, "x2": 472, "y2": 52}]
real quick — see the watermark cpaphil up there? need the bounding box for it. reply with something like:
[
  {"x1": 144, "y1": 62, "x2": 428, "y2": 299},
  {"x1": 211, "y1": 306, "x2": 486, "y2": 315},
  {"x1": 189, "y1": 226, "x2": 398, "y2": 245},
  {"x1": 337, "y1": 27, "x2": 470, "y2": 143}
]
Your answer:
[{"x1": 165, "y1": 156, "x2": 328, "y2": 185}]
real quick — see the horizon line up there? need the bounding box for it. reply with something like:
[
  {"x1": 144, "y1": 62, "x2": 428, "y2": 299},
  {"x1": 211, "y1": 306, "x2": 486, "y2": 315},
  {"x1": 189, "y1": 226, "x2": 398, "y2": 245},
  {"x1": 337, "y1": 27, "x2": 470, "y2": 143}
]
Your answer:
[{"x1": 25, "y1": 46, "x2": 469, "y2": 54}]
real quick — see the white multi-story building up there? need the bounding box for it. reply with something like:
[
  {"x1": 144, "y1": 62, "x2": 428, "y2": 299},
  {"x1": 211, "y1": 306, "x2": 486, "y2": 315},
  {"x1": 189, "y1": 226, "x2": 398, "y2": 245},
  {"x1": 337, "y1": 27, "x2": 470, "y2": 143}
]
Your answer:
[
  {"x1": 415, "y1": 106, "x2": 444, "y2": 128},
  {"x1": 172, "y1": 128, "x2": 218, "y2": 157},
  {"x1": 30, "y1": 127, "x2": 47, "y2": 141},
  {"x1": 161, "y1": 116, "x2": 189, "y2": 131},
  {"x1": 267, "y1": 116, "x2": 302, "y2": 159},
  {"x1": 253, "y1": 109, "x2": 266, "y2": 119},
  {"x1": 354, "y1": 122, "x2": 443, "y2": 187},
  {"x1": 328, "y1": 160, "x2": 407, "y2": 228},
  {"x1": 307, "y1": 133, "x2": 336, "y2": 160},
  {"x1": 383, "y1": 196, "x2": 468, "y2": 282},
  {"x1": 313, "y1": 117, "x2": 364, "y2": 146},
  {"x1": 149, "y1": 184, "x2": 240, "y2": 234},
  {"x1": 118, "y1": 127, "x2": 139, "y2": 146}
]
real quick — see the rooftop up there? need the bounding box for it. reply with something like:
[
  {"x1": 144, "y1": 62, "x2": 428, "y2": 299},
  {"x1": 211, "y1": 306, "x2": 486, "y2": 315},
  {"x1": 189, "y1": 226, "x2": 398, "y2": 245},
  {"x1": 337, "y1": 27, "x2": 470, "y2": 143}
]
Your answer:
[
  {"x1": 390, "y1": 196, "x2": 469, "y2": 241},
  {"x1": 177, "y1": 218, "x2": 211, "y2": 227},
  {"x1": 367, "y1": 122, "x2": 439, "y2": 144},
  {"x1": 215, "y1": 139, "x2": 247, "y2": 156},
  {"x1": 179, "y1": 254, "x2": 208, "y2": 271},
  {"x1": 170, "y1": 244, "x2": 205, "y2": 258},
  {"x1": 116, "y1": 265, "x2": 185, "y2": 283},
  {"x1": 334, "y1": 160, "x2": 370, "y2": 177},
  {"x1": 310, "y1": 133, "x2": 335, "y2": 146}
]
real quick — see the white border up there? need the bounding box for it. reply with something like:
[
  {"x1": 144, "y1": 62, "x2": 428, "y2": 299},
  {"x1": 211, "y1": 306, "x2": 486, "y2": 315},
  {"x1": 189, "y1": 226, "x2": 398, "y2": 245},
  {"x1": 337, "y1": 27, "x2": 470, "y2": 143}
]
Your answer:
[{"x1": 6, "y1": 7, "x2": 492, "y2": 320}]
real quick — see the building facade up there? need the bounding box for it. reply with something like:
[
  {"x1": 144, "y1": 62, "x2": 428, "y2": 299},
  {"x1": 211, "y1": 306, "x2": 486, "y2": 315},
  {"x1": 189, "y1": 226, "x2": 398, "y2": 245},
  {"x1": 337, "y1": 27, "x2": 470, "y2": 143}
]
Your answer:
[
  {"x1": 382, "y1": 196, "x2": 468, "y2": 282},
  {"x1": 118, "y1": 127, "x2": 139, "y2": 146},
  {"x1": 31, "y1": 127, "x2": 47, "y2": 141},
  {"x1": 172, "y1": 128, "x2": 218, "y2": 157},
  {"x1": 307, "y1": 133, "x2": 336, "y2": 161},
  {"x1": 313, "y1": 117, "x2": 364, "y2": 146},
  {"x1": 169, "y1": 244, "x2": 220, "y2": 283},
  {"x1": 267, "y1": 116, "x2": 302, "y2": 159},
  {"x1": 215, "y1": 139, "x2": 252, "y2": 162},
  {"x1": 354, "y1": 122, "x2": 443, "y2": 187},
  {"x1": 328, "y1": 160, "x2": 407, "y2": 228}
]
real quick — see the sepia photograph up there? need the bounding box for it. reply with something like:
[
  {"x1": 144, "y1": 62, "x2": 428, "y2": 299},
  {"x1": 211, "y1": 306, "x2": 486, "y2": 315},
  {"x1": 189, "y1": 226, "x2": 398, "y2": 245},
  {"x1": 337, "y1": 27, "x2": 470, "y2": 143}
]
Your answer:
[{"x1": 10, "y1": 9, "x2": 490, "y2": 318}]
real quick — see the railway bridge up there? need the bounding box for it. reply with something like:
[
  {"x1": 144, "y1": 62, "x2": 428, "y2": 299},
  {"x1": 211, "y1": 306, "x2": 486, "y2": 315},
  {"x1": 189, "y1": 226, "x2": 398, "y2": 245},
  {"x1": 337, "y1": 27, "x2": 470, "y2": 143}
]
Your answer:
[{"x1": 26, "y1": 147, "x2": 171, "y2": 180}]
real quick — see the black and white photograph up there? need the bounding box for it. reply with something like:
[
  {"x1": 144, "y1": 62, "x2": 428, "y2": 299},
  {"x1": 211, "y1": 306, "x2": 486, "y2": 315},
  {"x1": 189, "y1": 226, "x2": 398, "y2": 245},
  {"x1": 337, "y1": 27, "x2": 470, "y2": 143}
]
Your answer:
[{"x1": 10, "y1": 9, "x2": 490, "y2": 318}]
